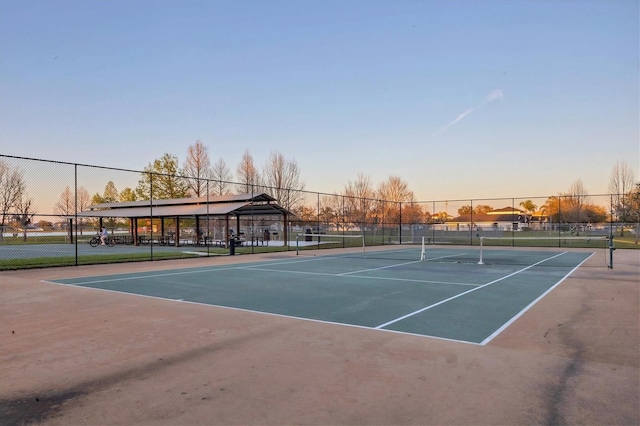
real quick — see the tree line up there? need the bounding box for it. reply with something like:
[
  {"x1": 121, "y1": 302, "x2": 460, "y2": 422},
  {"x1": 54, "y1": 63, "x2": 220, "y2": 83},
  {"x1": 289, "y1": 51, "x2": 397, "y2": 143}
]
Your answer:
[
  {"x1": 85, "y1": 141, "x2": 424, "y2": 229},
  {"x1": 0, "y1": 149, "x2": 638, "y2": 239},
  {"x1": 0, "y1": 160, "x2": 34, "y2": 241},
  {"x1": 83, "y1": 143, "x2": 640, "y2": 236}
]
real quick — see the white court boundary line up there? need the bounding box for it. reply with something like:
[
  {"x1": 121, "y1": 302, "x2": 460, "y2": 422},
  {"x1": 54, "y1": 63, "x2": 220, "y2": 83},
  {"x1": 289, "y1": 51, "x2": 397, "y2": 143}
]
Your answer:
[
  {"x1": 374, "y1": 251, "x2": 568, "y2": 330},
  {"x1": 479, "y1": 251, "x2": 596, "y2": 345}
]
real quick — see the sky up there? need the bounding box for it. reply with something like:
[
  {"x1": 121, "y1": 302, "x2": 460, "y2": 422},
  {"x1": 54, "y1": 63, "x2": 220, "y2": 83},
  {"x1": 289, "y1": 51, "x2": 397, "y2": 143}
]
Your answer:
[{"x1": 0, "y1": 0, "x2": 638, "y2": 203}]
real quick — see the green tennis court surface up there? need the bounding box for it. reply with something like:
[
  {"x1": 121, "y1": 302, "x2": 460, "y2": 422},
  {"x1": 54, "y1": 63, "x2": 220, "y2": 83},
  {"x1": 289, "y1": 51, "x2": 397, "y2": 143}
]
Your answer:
[{"x1": 47, "y1": 247, "x2": 595, "y2": 345}]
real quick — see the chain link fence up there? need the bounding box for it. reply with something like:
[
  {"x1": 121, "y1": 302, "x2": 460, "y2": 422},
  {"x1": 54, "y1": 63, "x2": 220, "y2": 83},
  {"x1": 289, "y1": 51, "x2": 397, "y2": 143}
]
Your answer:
[{"x1": 1, "y1": 155, "x2": 638, "y2": 269}]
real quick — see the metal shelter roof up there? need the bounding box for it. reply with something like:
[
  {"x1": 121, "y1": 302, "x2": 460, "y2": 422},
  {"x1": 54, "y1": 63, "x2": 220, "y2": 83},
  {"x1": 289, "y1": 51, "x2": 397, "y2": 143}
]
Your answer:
[{"x1": 77, "y1": 193, "x2": 293, "y2": 218}]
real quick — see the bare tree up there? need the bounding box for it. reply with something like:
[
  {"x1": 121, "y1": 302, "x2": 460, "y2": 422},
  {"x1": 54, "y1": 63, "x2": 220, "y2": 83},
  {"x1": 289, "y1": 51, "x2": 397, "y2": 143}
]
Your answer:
[
  {"x1": 77, "y1": 186, "x2": 92, "y2": 234},
  {"x1": 56, "y1": 185, "x2": 92, "y2": 236},
  {"x1": 78, "y1": 187, "x2": 91, "y2": 210},
  {"x1": 343, "y1": 173, "x2": 375, "y2": 231},
  {"x1": 262, "y1": 151, "x2": 305, "y2": 211},
  {"x1": 567, "y1": 178, "x2": 588, "y2": 235},
  {"x1": 376, "y1": 175, "x2": 415, "y2": 224},
  {"x1": 236, "y1": 149, "x2": 260, "y2": 194},
  {"x1": 210, "y1": 157, "x2": 233, "y2": 196},
  {"x1": 55, "y1": 186, "x2": 75, "y2": 218},
  {"x1": 182, "y1": 140, "x2": 212, "y2": 197},
  {"x1": 0, "y1": 160, "x2": 26, "y2": 241},
  {"x1": 609, "y1": 160, "x2": 636, "y2": 235},
  {"x1": 377, "y1": 175, "x2": 414, "y2": 203},
  {"x1": 318, "y1": 195, "x2": 339, "y2": 231},
  {"x1": 14, "y1": 192, "x2": 35, "y2": 242}
]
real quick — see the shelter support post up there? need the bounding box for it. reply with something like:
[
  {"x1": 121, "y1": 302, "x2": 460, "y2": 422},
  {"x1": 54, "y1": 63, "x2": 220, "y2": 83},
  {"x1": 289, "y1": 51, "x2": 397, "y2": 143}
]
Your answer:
[
  {"x1": 174, "y1": 216, "x2": 179, "y2": 247},
  {"x1": 176, "y1": 217, "x2": 181, "y2": 246},
  {"x1": 283, "y1": 213, "x2": 289, "y2": 246},
  {"x1": 133, "y1": 218, "x2": 139, "y2": 245},
  {"x1": 225, "y1": 215, "x2": 230, "y2": 248}
]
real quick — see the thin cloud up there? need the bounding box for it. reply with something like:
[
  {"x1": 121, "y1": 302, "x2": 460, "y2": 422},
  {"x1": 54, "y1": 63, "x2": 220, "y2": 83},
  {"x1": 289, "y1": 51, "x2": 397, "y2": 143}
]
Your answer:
[
  {"x1": 436, "y1": 107, "x2": 476, "y2": 134},
  {"x1": 485, "y1": 89, "x2": 504, "y2": 103},
  {"x1": 432, "y1": 89, "x2": 504, "y2": 136}
]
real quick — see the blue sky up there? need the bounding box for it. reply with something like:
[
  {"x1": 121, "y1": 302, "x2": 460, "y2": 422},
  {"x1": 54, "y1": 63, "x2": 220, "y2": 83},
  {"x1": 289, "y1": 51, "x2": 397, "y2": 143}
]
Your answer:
[{"x1": 0, "y1": 0, "x2": 638, "y2": 202}]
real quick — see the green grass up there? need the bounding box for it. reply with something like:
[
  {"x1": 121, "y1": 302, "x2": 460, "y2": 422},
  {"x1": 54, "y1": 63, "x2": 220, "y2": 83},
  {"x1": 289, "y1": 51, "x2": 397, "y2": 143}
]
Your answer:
[
  {"x1": 0, "y1": 251, "x2": 204, "y2": 271},
  {"x1": 612, "y1": 235, "x2": 640, "y2": 249},
  {"x1": 0, "y1": 235, "x2": 83, "y2": 245}
]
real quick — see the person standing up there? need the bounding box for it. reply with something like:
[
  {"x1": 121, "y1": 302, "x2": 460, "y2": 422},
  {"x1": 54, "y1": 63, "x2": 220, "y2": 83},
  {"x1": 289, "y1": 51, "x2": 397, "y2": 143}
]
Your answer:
[{"x1": 100, "y1": 226, "x2": 108, "y2": 246}]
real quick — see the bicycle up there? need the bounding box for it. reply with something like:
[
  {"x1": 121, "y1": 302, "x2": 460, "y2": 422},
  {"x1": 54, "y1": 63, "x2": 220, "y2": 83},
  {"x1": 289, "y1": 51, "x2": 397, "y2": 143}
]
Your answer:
[{"x1": 89, "y1": 234, "x2": 115, "y2": 247}]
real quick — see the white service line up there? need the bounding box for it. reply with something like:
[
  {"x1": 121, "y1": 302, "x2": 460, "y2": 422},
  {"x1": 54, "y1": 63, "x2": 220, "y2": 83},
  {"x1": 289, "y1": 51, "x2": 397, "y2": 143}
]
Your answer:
[
  {"x1": 338, "y1": 260, "x2": 424, "y2": 275},
  {"x1": 338, "y1": 253, "x2": 468, "y2": 276},
  {"x1": 423, "y1": 253, "x2": 470, "y2": 262},
  {"x1": 237, "y1": 265, "x2": 478, "y2": 287}
]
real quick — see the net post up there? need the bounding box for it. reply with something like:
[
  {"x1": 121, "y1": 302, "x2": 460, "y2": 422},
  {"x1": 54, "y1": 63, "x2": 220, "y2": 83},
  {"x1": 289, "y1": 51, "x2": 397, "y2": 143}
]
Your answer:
[
  {"x1": 608, "y1": 234, "x2": 615, "y2": 269},
  {"x1": 362, "y1": 234, "x2": 366, "y2": 258},
  {"x1": 478, "y1": 236, "x2": 484, "y2": 265},
  {"x1": 420, "y1": 236, "x2": 426, "y2": 261},
  {"x1": 296, "y1": 234, "x2": 299, "y2": 256}
]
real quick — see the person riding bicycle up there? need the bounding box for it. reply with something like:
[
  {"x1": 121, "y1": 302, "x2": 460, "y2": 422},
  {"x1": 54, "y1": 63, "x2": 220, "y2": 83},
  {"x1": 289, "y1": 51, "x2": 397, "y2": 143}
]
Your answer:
[{"x1": 100, "y1": 227, "x2": 108, "y2": 246}]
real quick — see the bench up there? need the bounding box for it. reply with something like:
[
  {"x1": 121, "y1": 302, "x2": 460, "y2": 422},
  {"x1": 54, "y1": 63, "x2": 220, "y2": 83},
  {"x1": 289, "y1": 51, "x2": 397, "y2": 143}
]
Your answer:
[
  {"x1": 113, "y1": 235, "x2": 133, "y2": 245},
  {"x1": 210, "y1": 239, "x2": 225, "y2": 247}
]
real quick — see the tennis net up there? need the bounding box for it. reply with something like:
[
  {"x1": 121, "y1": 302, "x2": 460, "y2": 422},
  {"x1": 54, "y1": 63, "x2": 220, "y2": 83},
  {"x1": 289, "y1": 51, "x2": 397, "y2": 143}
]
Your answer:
[
  {"x1": 296, "y1": 234, "x2": 426, "y2": 261},
  {"x1": 295, "y1": 233, "x2": 366, "y2": 255},
  {"x1": 296, "y1": 234, "x2": 611, "y2": 267},
  {"x1": 476, "y1": 235, "x2": 610, "y2": 266}
]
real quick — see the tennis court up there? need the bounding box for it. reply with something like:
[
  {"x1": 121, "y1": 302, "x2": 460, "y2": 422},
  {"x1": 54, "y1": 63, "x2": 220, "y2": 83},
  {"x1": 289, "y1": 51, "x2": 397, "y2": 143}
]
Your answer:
[
  {"x1": 2, "y1": 244, "x2": 638, "y2": 425},
  {"x1": 47, "y1": 246, "x2": 596, "y2": 345}
]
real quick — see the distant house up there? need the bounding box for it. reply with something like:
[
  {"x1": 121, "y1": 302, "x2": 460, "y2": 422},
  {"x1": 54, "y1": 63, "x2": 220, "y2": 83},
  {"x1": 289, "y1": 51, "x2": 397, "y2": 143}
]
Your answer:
[{"x1": 448, "y1": 206, "x2": 527, "y2": 232}]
